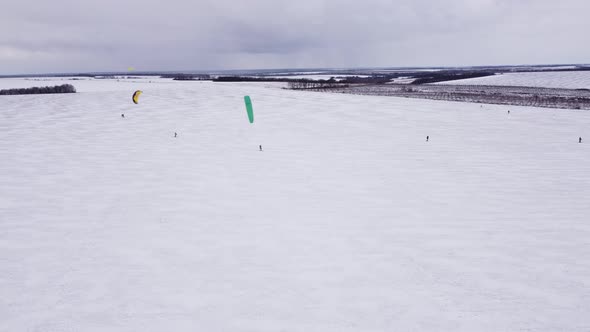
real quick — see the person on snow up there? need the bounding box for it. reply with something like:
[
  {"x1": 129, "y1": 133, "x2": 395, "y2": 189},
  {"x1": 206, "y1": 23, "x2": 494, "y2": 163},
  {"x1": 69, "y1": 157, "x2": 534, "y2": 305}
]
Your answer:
[
  {"x1": 121, "y1": 114, "x2": 125, "y2": 118},
  {"x1": 259, "y1": 145, "x2": 263, "y2": 151},
  {"x1": 580, "y1": 137, "x2": 583, "y2": 143},
  {"x1": 174, "y1": 132, "x2": 177, "y2": 138},
  {"x1": 426, "y1": 136, "x2": 429, "y2": 142}
]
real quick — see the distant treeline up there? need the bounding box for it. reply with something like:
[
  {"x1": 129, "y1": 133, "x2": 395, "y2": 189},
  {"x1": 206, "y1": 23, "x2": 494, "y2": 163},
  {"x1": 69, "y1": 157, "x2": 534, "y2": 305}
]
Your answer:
[
  {"x1": 411, "y1": 72, "x2": 495, "y2": 84},
  {"x1": 215, "y1": 76, "x2": 352, "y2": 89},
  {"x1": 162, "y1": 74, "x2": 211, "y2": 80},
  {"x1": 214, "y1": 76, "x2": 291, "y2": 82},
  {"x1": 214, "y1": 75, "x2": 391, "y2": 85},
  {"x1": 219, "y1": 72, "x2": 496, "y2": 87},
  {"x1": 0, "y1": 84, "x2": 76, "y2": 95}
]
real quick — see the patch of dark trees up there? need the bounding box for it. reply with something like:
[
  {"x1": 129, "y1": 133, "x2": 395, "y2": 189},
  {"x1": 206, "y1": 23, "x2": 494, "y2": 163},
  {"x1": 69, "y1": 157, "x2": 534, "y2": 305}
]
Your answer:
[
  {"x1": 410, "y1": 71, "x2": 495, "y2": 84},
  {"x1": 287, "y1": 81, "x2": 349, "y2": 89},
  {"x1": 162, "y1": 74, "x2": 211, "y2": 81},
  {"x1": 0, "y1": 84, "x2": 76, "y2": 95}
]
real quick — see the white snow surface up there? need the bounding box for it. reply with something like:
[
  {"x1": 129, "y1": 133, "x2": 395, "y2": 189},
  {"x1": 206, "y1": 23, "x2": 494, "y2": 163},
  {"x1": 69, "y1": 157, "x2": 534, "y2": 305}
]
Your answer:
[
  {"x1": 1, "y1": 78, "x2": 590, "y2": 332},
  {"x1": 388, "y1": 77, "x2": 416, "y2": 84},
  {"x1": 438, "y1": 70, "x2": 590, "y2": 89}
]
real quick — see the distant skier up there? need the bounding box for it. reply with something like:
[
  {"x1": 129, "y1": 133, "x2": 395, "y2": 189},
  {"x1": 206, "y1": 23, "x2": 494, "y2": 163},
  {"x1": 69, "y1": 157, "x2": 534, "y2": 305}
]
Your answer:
[
  {"x1": 580, "y1": 137, "x2": 583, "y2": 143},
  {"x1": 508, "y1": 110, "x2": 510, "y2": 114},
  {"x1": 259, "y1": 145, "x2": 263, "y2": 151},
  {"x1": 174, "y1": 132, "x2": 177, "y2": 138},
  {"x1": 426, "y1": 136, "x2": 429, "y2": 142},
  {"x1": 121, "y1": 113, "x2": 125, "y2": 118}
]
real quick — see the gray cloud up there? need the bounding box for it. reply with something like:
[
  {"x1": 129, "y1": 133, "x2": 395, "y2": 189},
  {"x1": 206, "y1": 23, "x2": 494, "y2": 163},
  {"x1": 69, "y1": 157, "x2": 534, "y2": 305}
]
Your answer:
[{"x1": 1, "y1": 0, "x2": 589, "y2": 74}]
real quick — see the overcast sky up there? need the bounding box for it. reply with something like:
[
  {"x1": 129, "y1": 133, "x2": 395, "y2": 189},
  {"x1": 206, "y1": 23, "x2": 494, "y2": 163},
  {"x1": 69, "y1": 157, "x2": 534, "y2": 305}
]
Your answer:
[{"x1": 1, "y1": 0, "x2": 589, "y2": 74}]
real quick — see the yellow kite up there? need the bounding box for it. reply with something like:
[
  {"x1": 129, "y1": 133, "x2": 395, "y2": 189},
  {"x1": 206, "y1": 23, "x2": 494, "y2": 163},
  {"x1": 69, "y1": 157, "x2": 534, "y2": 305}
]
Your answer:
[{"x1": 132, "y1": 90, "x2": 142, "y2": 104}]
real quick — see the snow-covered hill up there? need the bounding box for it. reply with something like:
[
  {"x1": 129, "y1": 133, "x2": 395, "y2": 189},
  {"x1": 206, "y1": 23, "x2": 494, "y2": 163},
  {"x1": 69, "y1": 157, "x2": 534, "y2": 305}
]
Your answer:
[
  {"x1": 438, "y1": 70, "x2": 590, "y2": 89},
  {"x1": 1, "y1": 78, "x2": 589, "y2": 332}
]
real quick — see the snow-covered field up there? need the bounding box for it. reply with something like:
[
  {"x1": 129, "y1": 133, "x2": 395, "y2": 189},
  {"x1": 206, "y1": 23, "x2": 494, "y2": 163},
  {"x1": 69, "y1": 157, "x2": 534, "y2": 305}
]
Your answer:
[
  {"x1": 440, "y1": 70, "x2": 590, "y2": 89},
  {"x1": 1, "y1": 78, "x2": 589, "y2": 332}
]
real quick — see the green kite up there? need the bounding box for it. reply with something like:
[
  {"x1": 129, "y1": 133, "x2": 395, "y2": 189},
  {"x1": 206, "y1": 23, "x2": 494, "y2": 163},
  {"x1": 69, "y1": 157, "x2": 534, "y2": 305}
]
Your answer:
[{"x1": 244, "y1": 96, "x2": 254, "y2": 123}]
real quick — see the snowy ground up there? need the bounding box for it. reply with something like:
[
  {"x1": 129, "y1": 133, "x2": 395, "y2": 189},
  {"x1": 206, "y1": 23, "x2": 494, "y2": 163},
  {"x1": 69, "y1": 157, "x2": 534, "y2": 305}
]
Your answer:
[
  {"x1": 1, "y1": 78, "x2": 589, "y2": 332},
  {"x1": 440, "y1": 70, "x2": 590, "y2": 89}
]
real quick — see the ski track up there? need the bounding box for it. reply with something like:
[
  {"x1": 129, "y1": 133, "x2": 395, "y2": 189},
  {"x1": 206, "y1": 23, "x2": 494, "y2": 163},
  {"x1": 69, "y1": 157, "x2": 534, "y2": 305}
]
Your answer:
[{"x1": 1, "y1": 78, "x2": 589, "y2": 332}]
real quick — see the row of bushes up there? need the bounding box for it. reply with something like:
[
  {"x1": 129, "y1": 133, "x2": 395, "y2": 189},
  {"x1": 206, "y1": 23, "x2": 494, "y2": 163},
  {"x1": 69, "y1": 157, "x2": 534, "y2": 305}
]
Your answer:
[
  {"x1": 0, "y1": 84, "x2": 76, "y2": 95},
  {"x1": 287, "y1": 81, "x2": 348, "y2": 89}
]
